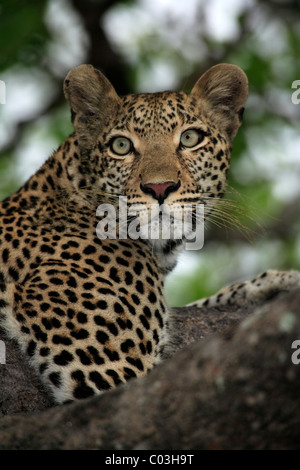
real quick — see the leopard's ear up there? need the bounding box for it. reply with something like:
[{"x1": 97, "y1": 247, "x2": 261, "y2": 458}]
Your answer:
[
  {"x1": 64, "y1": 64, "x2": 121, "y2": 154},
  {"x1": 190, "y1": 64, "x2": 248, "y2": 140}
]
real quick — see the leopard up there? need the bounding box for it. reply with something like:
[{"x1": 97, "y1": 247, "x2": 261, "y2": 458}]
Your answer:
[{"x1": 1, "y1": 63, "x2": 299, "y2": 404}]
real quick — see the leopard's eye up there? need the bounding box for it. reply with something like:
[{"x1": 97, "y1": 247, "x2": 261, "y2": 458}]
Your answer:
[
  {"x1": 110, "y1": 137, "x2": 132, "y2": 156},
  {"x1": 180, "y1": 129, "x2": 203, "y2": 148}
]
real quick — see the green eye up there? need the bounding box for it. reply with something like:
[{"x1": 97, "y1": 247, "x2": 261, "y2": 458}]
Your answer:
[
  {"x1": 110, "y1": 137, "x2": 132, "y2": 156},
  {"x1": 180, "y1": 129, "x2": 203, "y2": 148}
]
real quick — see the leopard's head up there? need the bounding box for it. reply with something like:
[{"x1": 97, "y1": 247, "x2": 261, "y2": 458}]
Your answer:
[{"x1": 64, "y1": 63, "x2": 248, "y2": 250}]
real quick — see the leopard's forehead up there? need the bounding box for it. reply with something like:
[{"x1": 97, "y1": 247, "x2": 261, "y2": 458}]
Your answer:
[
  {"x1": 118, "y1": 91, "x2": 199, "y2": 135},
  {"x1": 121, "y1": 90, "x2": 187, "y2": 109}
]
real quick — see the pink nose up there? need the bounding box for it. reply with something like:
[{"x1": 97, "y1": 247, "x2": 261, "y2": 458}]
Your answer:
[{"x1": 140, "y1": 180, "x2": 181, "y2": 204}]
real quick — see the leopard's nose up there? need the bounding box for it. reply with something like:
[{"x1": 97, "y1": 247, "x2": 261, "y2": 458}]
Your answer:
[{"x1": 140, "y1": 180, "x2": 181, "y2": 204}]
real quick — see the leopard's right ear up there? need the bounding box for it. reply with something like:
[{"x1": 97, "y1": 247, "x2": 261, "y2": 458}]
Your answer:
[{"x1": 64, "y1": 64, "x2": 121, "y2": 154}]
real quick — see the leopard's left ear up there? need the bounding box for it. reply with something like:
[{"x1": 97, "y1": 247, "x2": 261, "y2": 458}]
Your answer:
[
  {"x1": 190, "y1": 64, "x2": 248, "y2": 140},
  {"x1": 64, "y1": 64, "x2": 121, "y2": 154}
]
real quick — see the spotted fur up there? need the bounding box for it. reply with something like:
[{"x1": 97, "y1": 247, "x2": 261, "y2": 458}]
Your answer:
[{"x1": 1, "y1": 63, "x2": 296, "y2": 404}]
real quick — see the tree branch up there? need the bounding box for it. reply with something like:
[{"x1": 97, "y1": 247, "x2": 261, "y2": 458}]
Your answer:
[{"x1": 0, "y1": 290, "x2": 299, "y2": 449}]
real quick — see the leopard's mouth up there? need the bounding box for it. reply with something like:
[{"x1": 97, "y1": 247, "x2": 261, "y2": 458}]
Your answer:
[{"x1": 125, "y1": 201, "x2": 204, "y2": 244}]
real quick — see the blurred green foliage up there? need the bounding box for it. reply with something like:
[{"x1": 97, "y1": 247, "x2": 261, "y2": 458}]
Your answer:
[
  {"x1": 0, "y1": 0, "x2": 50, "y2": 70},
  {"x1": 0, "y1": 0, "x2": 299, "y2": 305}
]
